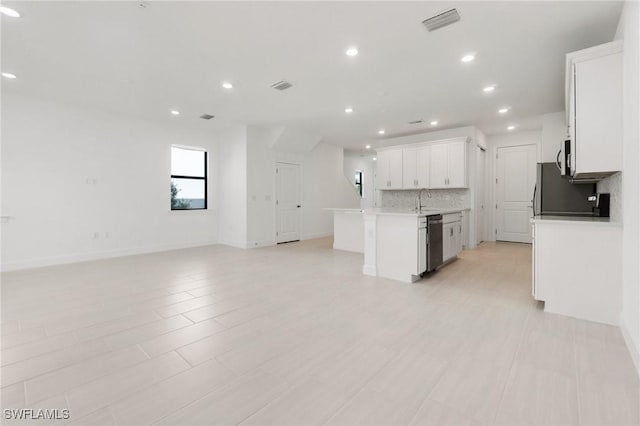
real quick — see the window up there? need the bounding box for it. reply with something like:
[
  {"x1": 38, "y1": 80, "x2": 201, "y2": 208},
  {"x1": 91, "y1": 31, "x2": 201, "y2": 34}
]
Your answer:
[
  {"x1": 354, "y1": 170, "x2": 363, "y2": 197},
  {"x1": 171, "y1": 146, "x2": 207, "y2": 210}
]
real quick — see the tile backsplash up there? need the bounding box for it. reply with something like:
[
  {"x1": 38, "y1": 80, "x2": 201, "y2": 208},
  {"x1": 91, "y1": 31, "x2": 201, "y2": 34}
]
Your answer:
[
  {"x1": 380, "y1": 189, "x2": 470, "y2": 210},
  {"x1": 596, "y1": 172, "x2": 621, "y2": 222}
]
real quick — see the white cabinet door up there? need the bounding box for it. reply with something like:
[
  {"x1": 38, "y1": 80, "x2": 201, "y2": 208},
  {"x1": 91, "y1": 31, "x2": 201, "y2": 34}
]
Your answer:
[
  {"x1": 418, "y1": 226, "x2": 427, "y2": 274},
  {"x1": 403, "y1": 146, "x2": 429, "y2": 189},
  {"x1": 447, "y1": 141, "x2": 467, "y2": 188},
  {"x1": 574, "y1": 52, "x2": 622, "y2": 175},
  {"x1": 388, "y1": 149, "x2": 403, "y2": 189},
  {"x1": 402, "y1": 148, "x2": 419, "y2": 189},
  {"x1": 417, "y1": 146, "x2": 430, "y2": 188},
  {"x1": 376, "y1": 151, "x2": 390, "y2": 190},
  {"x1": 443, "y1": 223, "x2": 454, "y2": 261},
  {"x1": 455, "y1": 221, "x2": 463, "y2": 254},
  {"x1": 429, "y1": 143, "x2": 449, "y2": 189}
]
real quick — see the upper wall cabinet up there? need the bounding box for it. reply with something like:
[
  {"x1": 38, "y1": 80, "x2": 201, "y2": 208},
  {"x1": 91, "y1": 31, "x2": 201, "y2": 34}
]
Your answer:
[
  {"x1": 429, "y1": 139, "x2": 468, "y2": 189},
  {"x1": 376, "y1": 149, "x2": 403, "y2": 190},
  {"x1": 376, "y1": 137, "x2": 468, "y2": 190},
  {"x1": 566, "y1": 41, "x2": 622, "y2": 180},
  {"x1": 402, "y1": 146, "x2": 429, "y2": 189}
]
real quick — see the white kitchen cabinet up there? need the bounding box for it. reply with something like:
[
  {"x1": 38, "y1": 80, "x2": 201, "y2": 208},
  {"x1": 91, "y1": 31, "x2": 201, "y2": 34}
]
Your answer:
[
  {"x1": 566, "y1": 40, "x2": 622, "y2": 180},
  {"x1": 531, "y1": 217, "x2": 621, "y2": 325},
  {"x1": 376, "y1": 149, "x2": 403, "y2": 190},
  {"x1": 429, "y1": 139, "x2": 467, "y2": 189},
  {"x1": 442, "y1": 212, "x2": 463, "y2": 262},
  {"x1": 402, "y1": 146, "x2": 430, "y2": 189},
  {"x1": 371, "y1": 213, "x2": 428, "y2": 282}
]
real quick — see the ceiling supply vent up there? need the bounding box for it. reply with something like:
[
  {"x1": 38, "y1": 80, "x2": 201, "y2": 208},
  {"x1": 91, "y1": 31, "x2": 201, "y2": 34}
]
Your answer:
[
  {"x1": 200, "y1": 114, "x2": 214, "y2": 120},
  {"x1": 271, "y1": 80, "x2": 293, "y2": 91},
  {"x1": 408, "y1": 119, "x2": 424, "y2": 125},
  {"x1": 422, "y1": 8, "x2": 461, "y2": 32}
]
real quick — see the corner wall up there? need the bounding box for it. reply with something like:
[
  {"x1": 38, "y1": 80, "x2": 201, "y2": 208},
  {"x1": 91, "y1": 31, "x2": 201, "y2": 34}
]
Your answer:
[
  {"x1": 617, "y1": 0, "x2": 640, "y2": 375},
  {"x1": 217, "y1": 126, "x2": 248, "y2": 248}
]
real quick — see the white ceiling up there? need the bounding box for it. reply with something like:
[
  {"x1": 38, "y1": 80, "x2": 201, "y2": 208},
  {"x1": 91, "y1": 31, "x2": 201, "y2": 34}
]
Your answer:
[{"x1": 1, "y1": 1, "x2": 623, "y2": 148}]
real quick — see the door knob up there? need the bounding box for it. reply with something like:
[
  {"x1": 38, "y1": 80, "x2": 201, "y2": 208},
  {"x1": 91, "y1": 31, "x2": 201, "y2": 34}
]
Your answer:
[{"x1": 297, "y1": 205, "x2": 301, "y2": 208}]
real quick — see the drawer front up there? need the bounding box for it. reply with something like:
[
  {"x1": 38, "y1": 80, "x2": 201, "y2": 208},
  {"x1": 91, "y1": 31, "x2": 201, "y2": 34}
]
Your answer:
[{"x1": 442, "y1": 213, "x2": 462, "y2": 224}]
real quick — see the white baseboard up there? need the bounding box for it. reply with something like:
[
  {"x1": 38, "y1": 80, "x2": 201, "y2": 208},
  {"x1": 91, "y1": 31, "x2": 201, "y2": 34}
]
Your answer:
[
  {"x1": 363, "y1": 264, "x2": 377, "y2": 276},
  {"x1": 301, "y1": 232, "x2": 333, "y2": 241},
  {"x1": 1, "y1": 240, "x2": 218, "y2": 272},
  {"x1": 217, "y1": 239, "x2": 248, "y2": 249},
  {"x1": 620, "y1": 318, "x2": 640, "y2": 378},
  {"x1": 247, "y1": 240, "x2": 276, "y2": 249}
]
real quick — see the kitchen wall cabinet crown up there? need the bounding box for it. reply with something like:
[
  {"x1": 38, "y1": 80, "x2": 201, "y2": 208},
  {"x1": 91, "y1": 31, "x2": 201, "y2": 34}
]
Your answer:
[
  {"x1": 376, "y1": 137, "x2": 468, "y2": 190},
  {"x1": 565, "y1": 40, "x2": 622, "y2": 180}
]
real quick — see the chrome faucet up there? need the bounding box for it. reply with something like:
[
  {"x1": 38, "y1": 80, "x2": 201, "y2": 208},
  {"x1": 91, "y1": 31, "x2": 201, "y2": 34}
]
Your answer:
[{"x1": 415, "y1": 188, "x2": 430, "y2": 211}]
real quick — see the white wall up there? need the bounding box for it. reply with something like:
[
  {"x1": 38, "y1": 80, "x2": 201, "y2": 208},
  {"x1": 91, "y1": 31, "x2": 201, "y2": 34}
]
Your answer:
[
  {"x1": 246, "y1": 126, "x2": 277, "y2": 248},
  {"x1": 343, "y1": 153, "x2": 377, "y2": 208},
  {"x1": 217, "y1": 126, "x2": 247, "y2": 248},
  {"x1": 277, "y1": 143, "x2": 361, "y2": 241},
  {"x1": 244, "y1": 127, "x2": 360, "y2": 247},
  {"x1": 616, "y1": 1, "x2": 640, "y2": 375},
  {"x1": 1, "y1": 94, "x2": 218, "y2": 271},
  {"x1": 541, "y1": 111, "x2": 566, "y2": 163},
  {"x1": 486, "y1": 130, "x2": 542, "y2": 242}
]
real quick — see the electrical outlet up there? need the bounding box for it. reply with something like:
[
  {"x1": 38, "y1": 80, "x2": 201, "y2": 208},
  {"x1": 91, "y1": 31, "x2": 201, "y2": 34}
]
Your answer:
[{"x1": 93, "y1": 232, "x2": 100, "y2": 239}]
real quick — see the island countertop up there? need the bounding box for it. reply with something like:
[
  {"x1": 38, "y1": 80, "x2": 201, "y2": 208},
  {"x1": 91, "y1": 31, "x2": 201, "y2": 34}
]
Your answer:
[{"x1": 325, "y1": 207, "x2": 470, "y2": 217}]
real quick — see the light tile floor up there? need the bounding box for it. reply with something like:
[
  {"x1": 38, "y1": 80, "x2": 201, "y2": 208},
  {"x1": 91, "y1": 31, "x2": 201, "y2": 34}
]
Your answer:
[{"x1": 1, "y1": 239, "x2": 638, "y2": 425}]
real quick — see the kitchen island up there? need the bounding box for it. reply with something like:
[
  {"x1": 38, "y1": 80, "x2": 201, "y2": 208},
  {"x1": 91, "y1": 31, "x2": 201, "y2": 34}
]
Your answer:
[{"x1": 327, "y1": 208, "x2": 468, "y2": 283}]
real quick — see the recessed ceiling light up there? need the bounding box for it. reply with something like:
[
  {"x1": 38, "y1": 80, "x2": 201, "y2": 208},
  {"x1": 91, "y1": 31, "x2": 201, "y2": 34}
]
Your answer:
[
  {"x1": 0, "y1": 6, "x2": 20, "y2": 18},
  {"x1": 378, "y1": 129, "x2": 385, "y2": 135},
  {"x1": 345, "y1": 47, "x2": 359, "y2": 57},
  {"x1": 483, "y1": 85, "x2": 496, "y2": 93},
  {"x1": 373, "y1": 157, "x2": 377, "y2": 161},
  {"x1": 498, "y1": 107, "x2": 510, "y2": 114},
  {"x1": 461, "y1": 54, "x2": 475, "y2": 63},
  {"x1": 507, "y1": 125, "x2": 516, "y2": 131},
  {"x1": 365, "y1": 145, "x2": 371, "y2": 149},
  {"x1": 170, "y1": 110, "x2": 180, "y2": 115},
  {"x1": 344, "y1": 107, "x2": 353, "y2": 113},
  {"x1": 430, "y1": 120, "x2": 439, "y2": 126},
  {"x1": 2, "y1": 72, "x2": 17, "y2": 79},
  {"x1": 222, "y1": 82, "x2": 233, "y2": 89}
]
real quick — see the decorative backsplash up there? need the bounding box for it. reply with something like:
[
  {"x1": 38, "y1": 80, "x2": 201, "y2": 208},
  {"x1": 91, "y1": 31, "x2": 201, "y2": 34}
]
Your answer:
[
  {"x1": 596, "y1": 172, "x2": 621, "y2": 222},
  {"x1": 380, "y1": 189, "x2": 470, "y2": 210}
]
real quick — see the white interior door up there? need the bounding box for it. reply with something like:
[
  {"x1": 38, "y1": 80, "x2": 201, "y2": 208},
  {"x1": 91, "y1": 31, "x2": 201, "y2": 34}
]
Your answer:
[
  {"x1": 496, "y1": 145, "x2": 536, "y2": 243},
  {"x1": 276, "y1": 162, "x2": 301, "y2": 243}
]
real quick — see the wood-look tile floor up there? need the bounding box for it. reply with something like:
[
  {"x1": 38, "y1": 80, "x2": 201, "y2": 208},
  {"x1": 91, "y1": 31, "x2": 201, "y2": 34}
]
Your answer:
[{"x1": 1, "y1": 239, "x2": 638, "y2": 425}]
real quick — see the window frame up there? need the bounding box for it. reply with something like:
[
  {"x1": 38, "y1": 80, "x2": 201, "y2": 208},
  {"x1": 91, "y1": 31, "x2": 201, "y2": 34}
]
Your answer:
[
  {"x1": 354, "y1": 170, "x2": 363, "y2": 197},
  {"x1": 170, "y1": 146, "x2": 208, "y2": 211}
]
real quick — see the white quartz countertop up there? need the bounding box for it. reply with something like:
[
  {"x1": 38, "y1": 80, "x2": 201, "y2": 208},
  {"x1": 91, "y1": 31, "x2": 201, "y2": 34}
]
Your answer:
[
  {"x1": 531, "y1": 215, "x2": 620, "y2": 227},
  {"x1": 325, "y1": 207, "x2": 469, "y2": 217}
]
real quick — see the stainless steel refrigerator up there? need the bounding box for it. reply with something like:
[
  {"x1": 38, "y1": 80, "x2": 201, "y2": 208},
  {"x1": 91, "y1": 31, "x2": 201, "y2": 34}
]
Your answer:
[{"x1": 533, "y1": 163, "x2": 595, "y2": 216}]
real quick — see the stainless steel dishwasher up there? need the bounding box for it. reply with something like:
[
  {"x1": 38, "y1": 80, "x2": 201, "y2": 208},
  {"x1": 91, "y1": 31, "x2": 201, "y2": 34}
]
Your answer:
[{"x1": 426, "y1": 214, "x2": 443, "y2": 272}]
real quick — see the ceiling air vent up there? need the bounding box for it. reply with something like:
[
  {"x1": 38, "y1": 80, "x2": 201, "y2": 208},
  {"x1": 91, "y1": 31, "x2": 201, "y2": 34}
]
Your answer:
[
  {"x1": 200, "y1": 114, "x2": 215, "y2": 120},
  {"x1": 408, "y1": 119, "x2": 424, "y2": 125},
  {"x1": 422, "y1": 8, "x2": 461, "y2": 32},
  {"x1": 271, "y1": 80, "x2": 293, "y2": 91}
]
